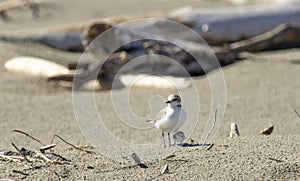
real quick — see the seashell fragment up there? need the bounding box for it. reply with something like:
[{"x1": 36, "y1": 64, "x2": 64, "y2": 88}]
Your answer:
[
  {"x1": 161, "y1": 164, "x2": 169, "y2": 174},
  {"x1": 229, "y1": 122, "x2": 240, "y2": 138},
  {"x1": 259, "y1": 125, "x2": 274, "y2": 135}
]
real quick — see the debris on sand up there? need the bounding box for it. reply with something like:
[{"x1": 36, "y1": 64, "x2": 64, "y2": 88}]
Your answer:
[
  {"x1": 229, "y1": 122, "x2": 240, "y2": 138},
  {"x1": 259, "y1": 125, "x2": 274, "y2": 135},
  {"x1": 161, "y1": 164, "x2": 169, "y2": 174},
  {"x1": 131, "y1": 153, "x2": 148, "y2": 169},
  {"x1": 173, "y1": 131, "x2": 185, "y2": 146},
  {"x1": 0, "y1": 129, "x2": 94, "y2": 165}
]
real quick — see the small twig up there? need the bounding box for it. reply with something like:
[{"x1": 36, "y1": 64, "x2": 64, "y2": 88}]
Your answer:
[
  {"x1": 206, "y1": 143, "x2": 214, "y2": 150},
  {"x1": 35, "y1": 151, "x2": 51, "y2": 162},
  {"x1": 40, "y1": 144, "x2": 56, "y2": 153},
  {"x1": 23, "y1": 165, "x2": 42, "y2": 171},
  {"x1": 51, "y1": 134, "x2": 94, "y2": 154},
  {"x1": 203, "y1": 110, "x2": 218, "y2": 145},
  {"x1": 293, "y1": 109, "x2": 300, "y2": 120},
  {"x1": 0, "y1": 154, "x2": 21, "y2": 162},
  {"x1": 12, "y1": 169, "x2": 29, "y2": 176},
  {"x1": 165, "y1": 154, "x2": 176, "y2": 159},
  {"x1": 12, "y1": 129, "x2": 45, "y2": 145},
  {"x1": 268, "y1": 157, "x2": 283, "y2": 163},
  {"x1": 11, "y1": 142, "x2": 31, "y2": 163}
]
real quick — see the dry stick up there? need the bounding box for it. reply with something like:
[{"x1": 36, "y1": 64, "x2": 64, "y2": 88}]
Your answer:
[
  {"x1": 11, "y1": 142, "x2": 31, "y2": 163},
  {"x1": 203, "y1": 110, "x2": 218, "y2": 145},
  {"x1": 206, "y1": 143, "x2": 214, "y2": 150},
  {"x1": 0, "y1": 154, "x2": 21, "y2": 162},
  {"x1": 51, "y1": 134, "x2": 94, "y2": 154},
  {"x1": 293, "y1": 109, "x2": 300, "y2": 120},
  {"x1": 12, "y1": 129, "x2": 45, "y2": 146},
  {"x1": 35, "y1": 151, "x2": 51, "y2": 162},
  {"x1": 268, "y1": 157, "x2": 283, "y2": 163},
  {"x1": 40, "y1": 144, "x2": 56, "y2": 153},
  {"x1": 12, "y1": 169, "x2": 29, "y2": 176}
]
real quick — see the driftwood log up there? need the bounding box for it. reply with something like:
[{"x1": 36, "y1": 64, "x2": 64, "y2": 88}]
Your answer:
[
  {"x1": 168, "y1": 3, "x2": 300, "y2": 45},
  {"x1": 0, "y1": 14, "x2": 162, "y2": 51},
  {"x1": 0, "y1": 23, "x2": 86, "y2": 51},
  {"x1": 2, "y1": 3, "x2": 300, "y2": 90},
  {"x1": 71, "y1": 23, "x2": 237, "y2": 88},
  {"x1": 0, "y1": 0, "x2": 43, "y2": 20},
  {"x1": 1, "y1": 3, "x2": 300, "y2": 51},
  {"x1": 54, "y1": 22, "x2": 300, "y2": 89},
  {"x1": 229, "y1": 23, "x2": 300, "y2": 53}
]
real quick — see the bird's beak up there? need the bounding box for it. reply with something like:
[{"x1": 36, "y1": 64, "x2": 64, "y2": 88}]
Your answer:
[{"x1": 165, "y1": 100, "x2": 171, "y2": 104}]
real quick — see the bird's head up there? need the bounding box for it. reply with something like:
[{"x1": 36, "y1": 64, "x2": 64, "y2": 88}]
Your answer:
[{"x1": 166, "y1": 94, "x2": 181, "y2": 108}]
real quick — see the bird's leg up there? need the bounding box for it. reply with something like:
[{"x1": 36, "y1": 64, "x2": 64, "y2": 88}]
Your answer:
[
  {"x1": 168, "y1": 133, "x2": 171, "y2": 147},
  {"x1": 162, "y1": 131, "x2": 166, "y2": 147}
]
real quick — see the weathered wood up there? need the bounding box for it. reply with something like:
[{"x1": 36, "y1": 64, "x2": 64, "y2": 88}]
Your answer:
[
  {"x1": 0, "y1": 24, "x2": 84, "y2": 51},
  {"x1": 0, "y1": 14, "x2": 162, "y2": 51},
  {"x1": 0, "y1": 0, "x2": 42, "y2": 19},
  {"x1": 229, "y1": 23, "x2": 300, "y2": 53},
  {"x1": 74, "y1": 22, "x2": 238, "y2": 88},
  {"x1": 168, "y1": 3, "x2": 300, "y2": 44},
  {"x1": 1, "y1": 3, "x2": 300, "y2": 51}
]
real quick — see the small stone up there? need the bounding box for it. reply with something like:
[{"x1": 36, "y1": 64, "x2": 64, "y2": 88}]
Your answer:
[{"x1": 229, "y1": 123, "x2": 240, "y2": 138}]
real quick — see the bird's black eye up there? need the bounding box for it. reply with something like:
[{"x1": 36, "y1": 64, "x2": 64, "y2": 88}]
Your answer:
[{"x1": 172, "y1": 98, "x2": 178, "y2": 101}]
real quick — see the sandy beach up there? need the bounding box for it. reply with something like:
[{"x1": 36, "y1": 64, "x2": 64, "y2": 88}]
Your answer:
[{"x1": 0, "y1": 0, "x2": 300, "y2": 180}]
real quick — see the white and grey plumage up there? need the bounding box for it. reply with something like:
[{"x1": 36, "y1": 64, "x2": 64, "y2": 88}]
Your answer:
[
  {"x1": 173, "y1": 131, "x2": 185, "y2": 145},
  {"x1": 148, "y1": 94, "x2": 187, "y2": 147}
]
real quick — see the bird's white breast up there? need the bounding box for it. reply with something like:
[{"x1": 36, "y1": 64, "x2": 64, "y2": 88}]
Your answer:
[{"x1": 155, "y1": 107, "x2": 186, "y2": 133}]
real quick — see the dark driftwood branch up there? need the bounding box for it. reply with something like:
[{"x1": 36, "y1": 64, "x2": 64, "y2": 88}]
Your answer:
[
  {"x1": 51, "y1": 134, "x2": 94, "y2": 154},
  {"x1": 12, "y1": 129, "x2": 45, "y2": 145},
  {"x1": 268, "y1": 157, "x2": 283, "y2": 163},
  {"x1": 206, "y1": 143, "x2": 214, "y2": 150},
  {"x1": 11, "y1": 142, "x2": 31, "y2": 162},
  {"x1": 229, "y1": 23, "x2": 300, "y2": 53},
  {"x1": 12, "y1": 169, "x2": 29, "y2": 176}
]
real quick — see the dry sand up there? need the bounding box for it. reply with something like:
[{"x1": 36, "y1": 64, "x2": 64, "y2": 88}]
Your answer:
[
  {"x1": 0, "y1": 41, "x2": 299, "y2": 181},
  {"x1": 0, "y1": 0, "x2": 300, "y2": 180}
]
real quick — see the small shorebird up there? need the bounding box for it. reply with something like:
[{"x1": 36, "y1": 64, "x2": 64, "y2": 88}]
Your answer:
[
  {"x1": 173, "y1": 131, "x2": 185, "y2": 146},
  {"x1": 147, "y1": 94, "x2": 187, "y2": 147}
]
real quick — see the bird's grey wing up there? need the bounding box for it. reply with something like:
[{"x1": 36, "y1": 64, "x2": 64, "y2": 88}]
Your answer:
[{"x1": 146, "y1": 107, "x2": 167, "y2": 123}]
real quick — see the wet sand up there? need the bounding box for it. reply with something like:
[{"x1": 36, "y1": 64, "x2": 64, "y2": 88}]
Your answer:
[{"x1": 0, "y1": 0, "x2": 300, "y2": 180}]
